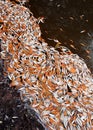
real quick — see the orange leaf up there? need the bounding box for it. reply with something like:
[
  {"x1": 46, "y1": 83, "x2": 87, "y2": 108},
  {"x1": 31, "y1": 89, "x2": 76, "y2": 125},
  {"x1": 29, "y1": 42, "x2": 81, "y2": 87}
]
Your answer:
[
  {"x1": 7, "y1": 67, "x2": 15, "y2": 72},
  {"x1": 69, "y1": 67, "x2": 76, "y2": 73}
]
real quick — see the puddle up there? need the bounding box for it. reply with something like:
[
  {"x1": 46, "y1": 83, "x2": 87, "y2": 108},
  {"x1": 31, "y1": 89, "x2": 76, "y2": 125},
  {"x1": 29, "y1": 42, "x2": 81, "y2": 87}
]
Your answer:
[{"x1": 26, "y1": 0, "x2": 93, "y2": 73}]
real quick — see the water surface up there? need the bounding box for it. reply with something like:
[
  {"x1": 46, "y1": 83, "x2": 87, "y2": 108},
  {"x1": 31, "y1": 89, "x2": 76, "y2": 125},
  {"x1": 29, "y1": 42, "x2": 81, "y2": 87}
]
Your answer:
[{"x1": 26, "y1": 0, "x2": 93, "y2": 73}]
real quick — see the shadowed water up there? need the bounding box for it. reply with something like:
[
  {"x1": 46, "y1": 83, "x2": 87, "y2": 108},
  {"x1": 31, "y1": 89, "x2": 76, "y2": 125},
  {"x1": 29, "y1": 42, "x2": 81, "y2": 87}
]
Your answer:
[{"x1": 26, "y1": 0, "x2": 93, "y2": 73}]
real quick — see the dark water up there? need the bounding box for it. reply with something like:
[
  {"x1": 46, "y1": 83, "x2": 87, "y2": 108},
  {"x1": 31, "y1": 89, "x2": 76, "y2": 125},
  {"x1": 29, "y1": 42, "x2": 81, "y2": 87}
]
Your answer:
[{"x1": 26, "y1": 0, "x2": 93, "y2": 73}]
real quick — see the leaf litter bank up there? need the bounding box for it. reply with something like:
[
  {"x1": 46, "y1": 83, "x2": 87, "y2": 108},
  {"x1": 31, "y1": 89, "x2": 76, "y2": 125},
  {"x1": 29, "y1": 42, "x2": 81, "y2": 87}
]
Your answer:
[
  {"x1": 0, "y1": 15, "x2": 47, "y2": 130},
  {"x1": 0, "y1": 0, "x2": 93, "y2": 130}
]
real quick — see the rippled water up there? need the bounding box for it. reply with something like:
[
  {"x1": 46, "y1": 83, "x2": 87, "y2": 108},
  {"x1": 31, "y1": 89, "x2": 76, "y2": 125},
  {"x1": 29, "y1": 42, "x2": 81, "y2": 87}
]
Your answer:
[{"x1": 26, "y1": 0, "x2": 93, "y2": 73}]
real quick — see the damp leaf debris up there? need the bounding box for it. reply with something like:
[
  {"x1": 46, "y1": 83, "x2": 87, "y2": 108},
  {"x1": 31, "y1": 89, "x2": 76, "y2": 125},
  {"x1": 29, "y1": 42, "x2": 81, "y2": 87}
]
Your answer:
[{"x1": 0, "y1": 0, "x2": 93, "y2": 130}]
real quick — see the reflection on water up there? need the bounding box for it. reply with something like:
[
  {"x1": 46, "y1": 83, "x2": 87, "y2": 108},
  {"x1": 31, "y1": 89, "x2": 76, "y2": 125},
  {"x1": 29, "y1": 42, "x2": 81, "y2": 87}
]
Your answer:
[{"x1": 26, "y1": 0, "x2": 93, "y2": 73}]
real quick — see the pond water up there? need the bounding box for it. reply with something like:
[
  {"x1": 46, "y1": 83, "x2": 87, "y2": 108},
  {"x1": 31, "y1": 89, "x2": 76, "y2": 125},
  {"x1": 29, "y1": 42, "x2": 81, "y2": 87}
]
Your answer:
[{"x1": 26, "y1": 0, "x2": 93, "y2": 73}]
